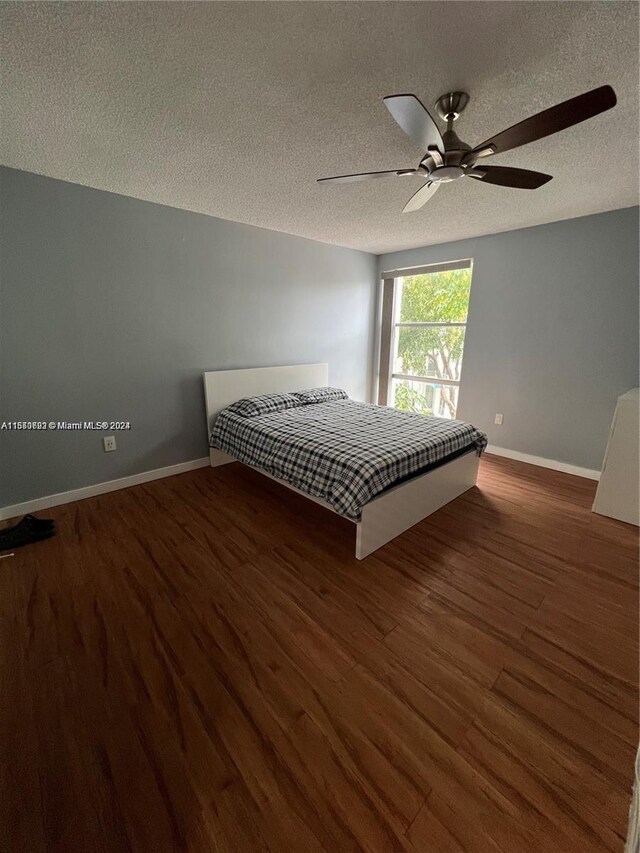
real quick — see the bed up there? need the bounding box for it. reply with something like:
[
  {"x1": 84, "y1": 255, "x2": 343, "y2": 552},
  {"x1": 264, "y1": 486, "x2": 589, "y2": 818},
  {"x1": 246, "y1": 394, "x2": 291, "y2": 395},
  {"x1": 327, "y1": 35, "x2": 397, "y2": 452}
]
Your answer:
[{"x1": 204, "y1": 363, "x2": 487, "y2": 559}]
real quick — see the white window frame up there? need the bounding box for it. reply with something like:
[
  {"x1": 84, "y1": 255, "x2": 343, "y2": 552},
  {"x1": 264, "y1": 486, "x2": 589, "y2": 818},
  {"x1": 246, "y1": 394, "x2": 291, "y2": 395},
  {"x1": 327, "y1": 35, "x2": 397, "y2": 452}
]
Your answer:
[{"x1": 377, "y1": 259, "x2": 473, "y2": 413}]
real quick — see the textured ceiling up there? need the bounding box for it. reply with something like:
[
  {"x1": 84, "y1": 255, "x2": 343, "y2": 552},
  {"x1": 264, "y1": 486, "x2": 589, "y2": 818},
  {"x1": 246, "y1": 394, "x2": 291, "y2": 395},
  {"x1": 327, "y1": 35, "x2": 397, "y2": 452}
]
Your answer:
[{"x1": 1, "y1": 2, "x2": 638, "y2": 254}]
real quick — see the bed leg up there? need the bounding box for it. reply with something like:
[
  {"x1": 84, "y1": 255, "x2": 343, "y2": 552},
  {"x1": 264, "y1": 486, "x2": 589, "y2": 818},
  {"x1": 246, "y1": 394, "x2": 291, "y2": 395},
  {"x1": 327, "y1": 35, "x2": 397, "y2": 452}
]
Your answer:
[
  {"x1": 355, "y1": 525, "x2": 365, "y2": 560},
  {"x1": 209, "y1": 449, "x2": 235, "y2": 467},
  {"x1": 355, "y1": 521, "x2": 378, "y2": 560}
]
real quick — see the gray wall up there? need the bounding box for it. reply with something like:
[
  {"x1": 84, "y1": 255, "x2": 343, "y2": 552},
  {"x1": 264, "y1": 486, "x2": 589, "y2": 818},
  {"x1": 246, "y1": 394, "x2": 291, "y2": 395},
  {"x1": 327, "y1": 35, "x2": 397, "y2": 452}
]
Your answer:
[
  {"x1": 379, "y1": 206, "x2": 640, "y2": 472},
  {"x1": 0, "y1": 167, "x2": 377, "y2": 506},
  {"x1": 2, "y1": 166, "x2": 637, "y2": 508}
]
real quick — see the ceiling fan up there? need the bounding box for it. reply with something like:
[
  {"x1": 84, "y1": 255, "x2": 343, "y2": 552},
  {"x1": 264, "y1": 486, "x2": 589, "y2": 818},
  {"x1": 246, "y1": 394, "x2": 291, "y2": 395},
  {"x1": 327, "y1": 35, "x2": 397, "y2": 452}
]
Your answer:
[{"x1": 317, "y1": 86, "x2": 617, "y2": 212}]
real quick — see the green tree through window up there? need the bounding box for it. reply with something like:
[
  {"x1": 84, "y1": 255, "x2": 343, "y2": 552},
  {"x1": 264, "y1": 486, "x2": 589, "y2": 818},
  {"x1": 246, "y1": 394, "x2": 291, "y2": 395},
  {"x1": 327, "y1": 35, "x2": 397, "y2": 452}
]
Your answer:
[{"x1": 391, "y1": 265, "x2": 472, "y2": 419}]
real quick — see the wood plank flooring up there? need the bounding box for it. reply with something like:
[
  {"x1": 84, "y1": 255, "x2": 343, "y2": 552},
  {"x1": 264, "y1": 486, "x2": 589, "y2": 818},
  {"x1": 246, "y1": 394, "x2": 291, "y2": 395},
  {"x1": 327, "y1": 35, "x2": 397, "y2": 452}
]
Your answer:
[{"x1": 1, "y1": 454, "x2": 637, "y2": 852}]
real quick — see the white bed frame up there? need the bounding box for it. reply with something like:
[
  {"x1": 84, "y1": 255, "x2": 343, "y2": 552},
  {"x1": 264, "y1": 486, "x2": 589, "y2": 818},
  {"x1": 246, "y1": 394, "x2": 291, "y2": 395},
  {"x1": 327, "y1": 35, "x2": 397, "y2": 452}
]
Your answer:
[{"x1": 204, "y1": 363, "x2": 479, "y2": 559}]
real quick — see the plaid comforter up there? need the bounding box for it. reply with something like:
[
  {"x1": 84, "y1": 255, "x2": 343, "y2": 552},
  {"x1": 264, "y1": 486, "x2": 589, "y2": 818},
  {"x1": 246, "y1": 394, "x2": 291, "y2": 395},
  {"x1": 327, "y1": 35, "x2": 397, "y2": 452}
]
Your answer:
[{"x1": 210, "y1": 399, "x2": 487, "y2": 521}]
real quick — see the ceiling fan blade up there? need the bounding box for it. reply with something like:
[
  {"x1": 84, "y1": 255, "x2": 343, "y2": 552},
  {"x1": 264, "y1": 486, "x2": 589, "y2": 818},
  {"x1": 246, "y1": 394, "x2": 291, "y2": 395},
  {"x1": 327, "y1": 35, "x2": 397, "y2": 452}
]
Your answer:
[
  {"x1": 383, "y1": 94, "x2": 444, "y2": 154},
  {"x1": 403, "y1": 181, "x2": 439, "y2": 213},
  {"x1": 465, "y1": 85, "x2": 616, "y2": 164},
  {"x1": 317, "y1": 168, "x2": 421, "y2": 185},
  {"x1": 467, "y1": 166, "x2": 553, "y2": 189}
]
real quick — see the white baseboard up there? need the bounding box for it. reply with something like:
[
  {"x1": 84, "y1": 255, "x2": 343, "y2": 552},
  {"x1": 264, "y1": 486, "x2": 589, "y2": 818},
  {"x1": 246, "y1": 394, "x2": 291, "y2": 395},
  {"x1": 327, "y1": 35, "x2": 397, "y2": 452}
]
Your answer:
[
  {"x1": 486, "y1": 445, "x2": 600, "y2": 481},
  {"x1": 0, "y1": 457, "x2": 210, "y2": 521}
]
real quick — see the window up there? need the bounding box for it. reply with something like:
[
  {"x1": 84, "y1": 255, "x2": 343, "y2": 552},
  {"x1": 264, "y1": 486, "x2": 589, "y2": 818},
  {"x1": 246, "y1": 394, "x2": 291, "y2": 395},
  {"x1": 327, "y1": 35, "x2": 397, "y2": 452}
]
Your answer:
[{"x1": 378, "y1": 260, "x2": 473, "y2": 420}]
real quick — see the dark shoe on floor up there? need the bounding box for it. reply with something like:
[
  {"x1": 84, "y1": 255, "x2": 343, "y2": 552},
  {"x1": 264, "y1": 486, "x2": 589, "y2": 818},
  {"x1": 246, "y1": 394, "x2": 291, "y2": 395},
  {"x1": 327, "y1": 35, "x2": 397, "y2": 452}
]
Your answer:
[
  {"x1": 0, "y1": 525, "x2": 55, "y2": 551},
  {"x1": 0, "y1": 515, "x2": 56, "y2": 538},
  {"x1": 23, "y1": 514, "x2": 56, "y2": 532}
]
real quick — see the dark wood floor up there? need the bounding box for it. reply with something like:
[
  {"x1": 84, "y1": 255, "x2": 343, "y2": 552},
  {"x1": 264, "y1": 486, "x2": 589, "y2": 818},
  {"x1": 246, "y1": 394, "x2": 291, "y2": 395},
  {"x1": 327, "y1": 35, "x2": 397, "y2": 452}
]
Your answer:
[{"x1": 1, "y1": 455, "x2": 637, "y2": 852}]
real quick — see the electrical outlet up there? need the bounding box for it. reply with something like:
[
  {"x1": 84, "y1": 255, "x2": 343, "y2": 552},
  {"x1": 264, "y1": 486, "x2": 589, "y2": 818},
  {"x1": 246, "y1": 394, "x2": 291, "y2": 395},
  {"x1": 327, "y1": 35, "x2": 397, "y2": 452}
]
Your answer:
[
  {"x1": 494, "y1": 413, "x2": 503, "y2": 425},
  {"x1": 103, "y1": 435, "x2": 117, "y2": 452}
]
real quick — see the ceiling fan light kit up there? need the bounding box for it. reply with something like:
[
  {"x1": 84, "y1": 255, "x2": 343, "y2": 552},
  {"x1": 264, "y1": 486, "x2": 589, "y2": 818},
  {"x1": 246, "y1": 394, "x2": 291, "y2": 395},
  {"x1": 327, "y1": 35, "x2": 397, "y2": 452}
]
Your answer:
[{"x1": 318, "y1": 85, "x2": 617, "y2": 212}]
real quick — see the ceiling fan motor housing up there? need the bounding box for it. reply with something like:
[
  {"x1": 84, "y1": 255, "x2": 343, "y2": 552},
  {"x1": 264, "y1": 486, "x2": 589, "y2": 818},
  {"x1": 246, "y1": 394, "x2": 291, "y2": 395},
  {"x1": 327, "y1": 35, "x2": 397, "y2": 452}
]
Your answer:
[{"x1": 420, "y1": 126, "x2": 472, "y2": 176}]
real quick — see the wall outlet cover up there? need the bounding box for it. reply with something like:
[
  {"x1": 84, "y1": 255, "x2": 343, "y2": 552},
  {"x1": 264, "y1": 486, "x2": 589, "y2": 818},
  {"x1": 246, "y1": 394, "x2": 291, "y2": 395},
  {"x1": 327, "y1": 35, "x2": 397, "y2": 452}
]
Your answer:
[
  {"x1": 103, "y1": 436, "x2": 117, "y2": 452},
  {"x1": 494, "y1": 413, "x2": 504, "y2": 425}
]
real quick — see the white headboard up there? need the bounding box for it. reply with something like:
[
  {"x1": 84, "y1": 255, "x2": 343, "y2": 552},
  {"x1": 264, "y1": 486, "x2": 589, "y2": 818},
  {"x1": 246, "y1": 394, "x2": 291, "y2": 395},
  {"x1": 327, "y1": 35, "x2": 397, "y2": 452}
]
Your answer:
[{"x1": 203, "y1": 363, "x2": 328, "y2": 433}]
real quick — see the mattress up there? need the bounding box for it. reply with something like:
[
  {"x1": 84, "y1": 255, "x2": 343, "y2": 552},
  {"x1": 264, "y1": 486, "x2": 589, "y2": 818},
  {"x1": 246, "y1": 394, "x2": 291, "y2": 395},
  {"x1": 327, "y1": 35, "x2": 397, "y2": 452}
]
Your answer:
[{"x1": 210, "y1": 398, "x2": 487, "y2": 521}]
